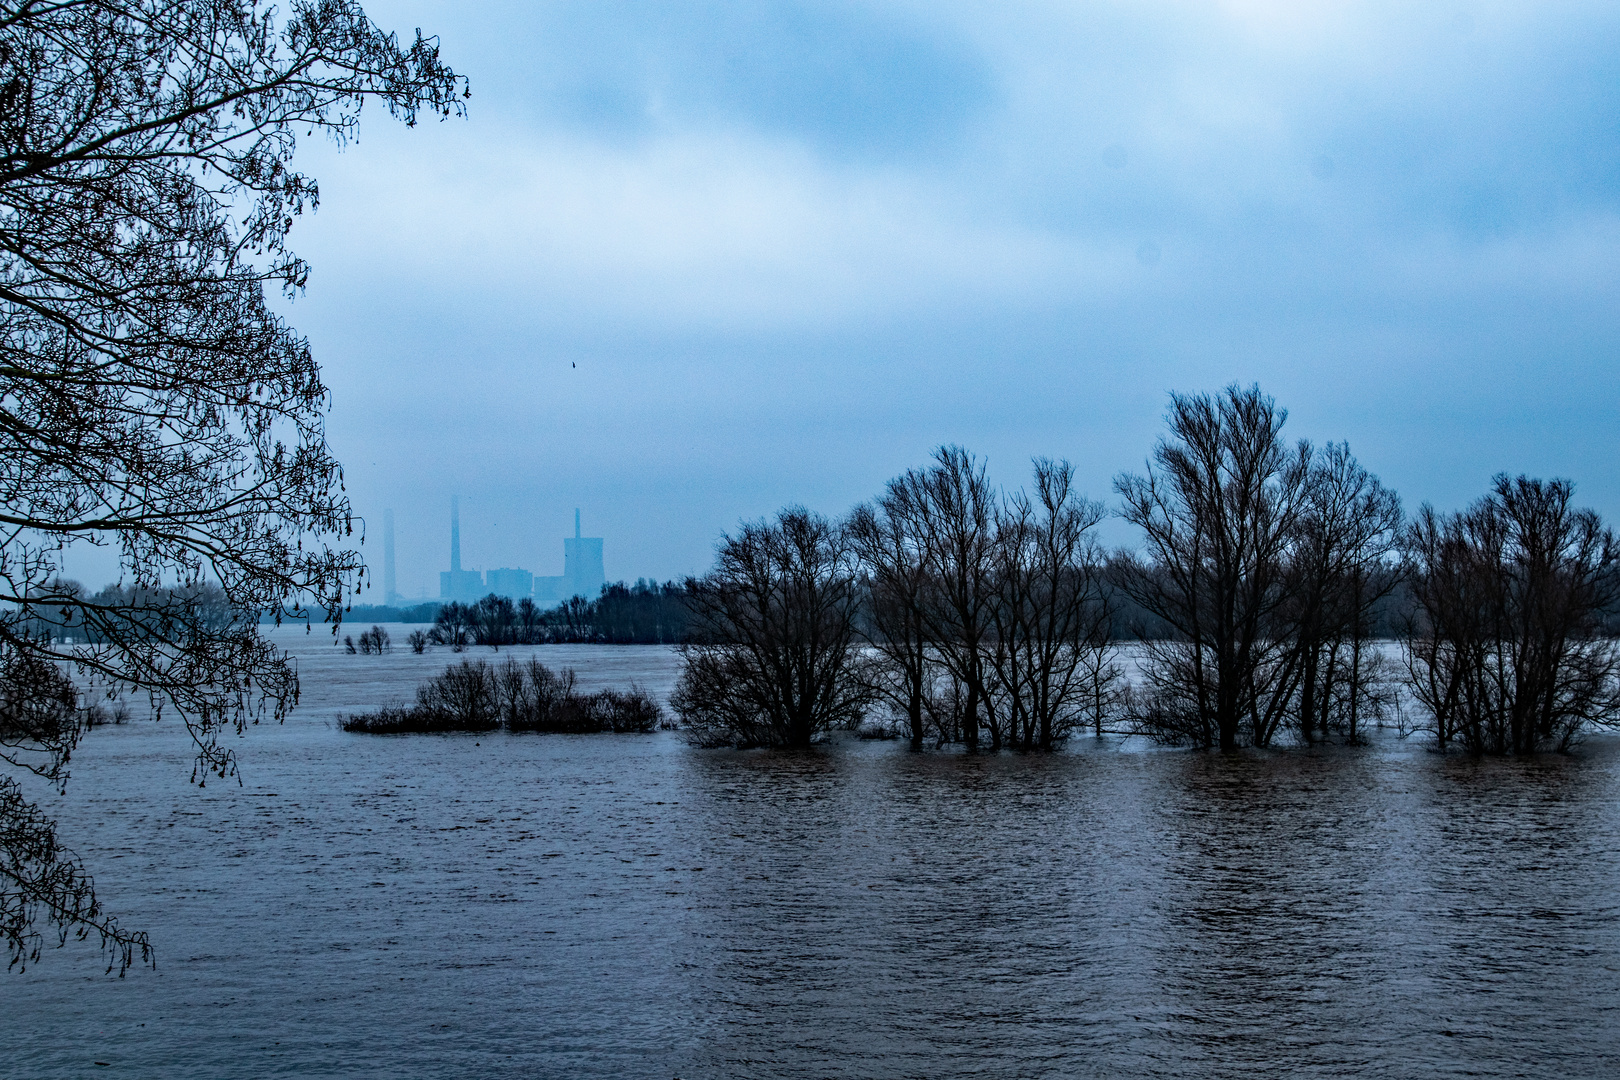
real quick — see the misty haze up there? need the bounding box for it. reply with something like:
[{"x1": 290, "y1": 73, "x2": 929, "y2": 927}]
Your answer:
[{"x1": 6, "y1": 4, "x2": 1620, "y2": 1079}]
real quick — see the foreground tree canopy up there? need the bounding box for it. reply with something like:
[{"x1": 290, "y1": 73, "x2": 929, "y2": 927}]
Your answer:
[{"x1": 0, "y1": 0, "x2": 463, "y2": 972}]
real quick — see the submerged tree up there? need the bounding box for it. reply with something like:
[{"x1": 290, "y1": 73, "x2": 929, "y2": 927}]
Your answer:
[
  {"x1": 1402, "y1": 476, "x2": 1620, "y2": 753},
  {"x1": 849, "y1": 475, "x2": 935, "y2": 748},
  {"x1": 673, "y1": 508, "x2": 871, "y2": 748},
  {"x1": 909, "y1": 446, "x2": 999, "y2": 750},
  {"x1": 471, "y1": 595, "x2": 516, "y2": 649},
  {"x1": 0, "y1": 0, "x2": 464, "y2": 972},
  {"x1": 1115, "y1": 387, "x2": 1407, "y2": 750},
  {"x1": 984, "y1": 458, "x2": 1114, "y2": 750},
  {"x1": 1285, "y1": 442, "x2": 1403, "y2": 744},
  {"x1": 851, "y1": 450, "x2": 1122, "y2": 751},
  {"x1": 1115, "y1": 385, "x2": 1312, "y2": 749}
]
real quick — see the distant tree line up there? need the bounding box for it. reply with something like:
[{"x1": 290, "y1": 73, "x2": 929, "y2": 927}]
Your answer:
[
  {"x1": 422, "y1": 580, "x2": 692, "y2": 649},
  {"x1": 321, "y1": 602, "x2": 442, "y2": 625},
  {"x1": 673, "y1": 384, "x2": 1620, "y2": 756},
  {"x1": 330, "y1": 580, "x2": 693, "y2": 646},
  {"x1": 338, "y1": 565, "x2": 1398, "y2": 660},
  {"x1": 20, "y1": 582, "x2": 242, "y2": 644}
]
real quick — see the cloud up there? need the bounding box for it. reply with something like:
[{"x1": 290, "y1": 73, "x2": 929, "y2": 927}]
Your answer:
[
  {"x1": 283, "y1": 0, "x2": 1620, "y2": 585},
  {"x1": 303, "y1": 120, "x2": 1122, "y2": 334},
  {"x1": 388, "y1": 0, "x2": 994, "y2": 158}
]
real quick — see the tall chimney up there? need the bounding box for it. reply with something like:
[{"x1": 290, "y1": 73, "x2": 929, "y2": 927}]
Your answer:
[
  {"x1": 575, "y1": 507, "x2": 581, "y2": 540},
  {"x1": 451, "y1": 495, "x2": 462, "y2": 573},
  {"x1": 383, "y1": 508, "x2": 396, "y2": 604}
]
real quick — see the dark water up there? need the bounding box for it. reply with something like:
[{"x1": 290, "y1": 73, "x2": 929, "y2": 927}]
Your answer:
[{"x1": 8, "y1": 635, "x2": 1620, "y2": 1078}]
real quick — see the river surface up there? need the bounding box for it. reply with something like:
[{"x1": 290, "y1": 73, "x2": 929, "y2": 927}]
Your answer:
[{"x1": 7, "y1": 626, "x2": 1620, "y2": 1078}]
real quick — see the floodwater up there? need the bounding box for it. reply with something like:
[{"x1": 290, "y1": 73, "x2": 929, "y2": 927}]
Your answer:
[{"x1": 8, "y1": 625, "x2": 1620, "y2": 1078}]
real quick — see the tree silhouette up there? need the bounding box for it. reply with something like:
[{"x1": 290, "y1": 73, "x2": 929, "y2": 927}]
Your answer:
[
  {"x1": 0, "y1": 0, "x2": 463, "y2": 972},
  {"x1": 1403, "y1": 476, "x2": 1620, "y2": 753},
  {"x1": 673, "y1": 508, "x2": 871, "y2": 748}
]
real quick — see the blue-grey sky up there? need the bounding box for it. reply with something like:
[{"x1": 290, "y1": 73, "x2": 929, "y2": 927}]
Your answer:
[{"x1": 269, "y1": 1, "x2": 1620, "y2": 598}]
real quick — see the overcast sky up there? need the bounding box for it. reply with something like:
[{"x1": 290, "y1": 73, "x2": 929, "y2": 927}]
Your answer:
[{"x1": 253, "y1": 1, "x2": 1620, "y2": 599}]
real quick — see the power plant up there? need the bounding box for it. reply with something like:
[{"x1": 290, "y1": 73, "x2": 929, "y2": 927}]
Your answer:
[
  {"x1": 438, "y1": 496, "x2": 486, "y2": 603},
  {"x1": 382, "y1": 508, "x2": 398, "y2": 605},
  {"x1": 437, "y1": 499, "x2": 604, "y2": 606},
  {"x1": 534, "y1": 508, "x2": 605, "y2": 606}
]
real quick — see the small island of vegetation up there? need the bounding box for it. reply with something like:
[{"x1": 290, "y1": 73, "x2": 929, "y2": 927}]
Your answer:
[{"x1": 341, "y1": 657, "x2": 665, "y2": 735}]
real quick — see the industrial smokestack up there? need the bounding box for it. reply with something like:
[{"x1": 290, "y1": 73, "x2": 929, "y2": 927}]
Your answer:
[
  {"x1": 383, "y1": 508, "x2": 396, "y2": 604},
  {"x1": 575, "y1": 507, "x2": 581, "y2": 540},
  {"x1": 451, "y1": 495, "x2": 462, "y2": 573}
]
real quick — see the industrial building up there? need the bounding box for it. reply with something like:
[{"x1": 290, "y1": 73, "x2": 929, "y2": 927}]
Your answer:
[
  {"x1": 485, "y1": 567, "x2": 534, "y2": 600},
  {"x1": 438, "y1": 495, "x2": 485, "y2": 603},
  {"x1": 438, "y1": 502, "x2": 604, "y2": 607},
  {"x1": 533, "y1": 510, "x2": 605, "y2": 606},
  {"x1": 382, "y1": 508, "x2": 400, "y2": 606}
]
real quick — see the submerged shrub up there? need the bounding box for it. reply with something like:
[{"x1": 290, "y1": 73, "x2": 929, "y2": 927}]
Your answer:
[
  {"x1": 357, "y1": 626, "x2": 391, "y2": 654},
  {"x1": 341, "y1": 705, "x2": 469, "y2": 735},
  {"x1": 414, "y1": 659, "x2": 501, "y2": 730},
  {"x1": 342, "y1": 657, "x2": 664, "y2": 735},
  {"x1": 498, "y1": 657, "x2": 575, "y2": 732},
  {"x1": 585, "y1": 687, "x2": 664, "y2": 734}
]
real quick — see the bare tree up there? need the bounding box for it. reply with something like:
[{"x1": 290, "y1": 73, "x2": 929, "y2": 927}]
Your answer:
[
  {"x1": 356, "y1": 625, "x2": 390, "y2": 654},
  {"x1": 909, "y1": 447, "x2": 999, "y2": 751},
  {"x1": 673, "y1": 508, "x2": 871, "y2": 748},
  {"x1": 1402, "y1": 476, "x2": 1620, "y2": 753},
  {"x1": 985, "y1": 459, "x2": 1114, "y2": 749},
  {"x1": 516, "y1": 597, "x2": 542, "y2": 644},
  {"x1": 854, "y1": 449, "x2": 1121, "y2": 752},
  {"x1": 1115, "y1": 385, "x2": 1311, "y2": 749},
  {"x1": 1074, "y1": 633, "x2": 1127, "y2": 738},
  {"x1": 1285, "y1": 443, "x2": 1403, "y2": 744},
  {"x1": 471, "y1": 594, "x2": 516, "y2": 649},
  {"x1": 0, "y1": 0, "x2": 463, "y2": 971},
  {"x1": 849, "y1": 483, "x2": 934, "y2": 748},
  {"x1": 432, "y1": 603, "x2": 472, "y2": 651},
  {"x1": 554, "y1": 595, "x2": 595, "y2": 643}
]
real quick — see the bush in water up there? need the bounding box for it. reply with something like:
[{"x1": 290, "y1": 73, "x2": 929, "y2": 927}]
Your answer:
[
  {"x1": 342, "y1": 657, "x2": 664, "y2": 734},
  {"x1": 357, "y1": 626, "x2": 391, "y2": 654}
]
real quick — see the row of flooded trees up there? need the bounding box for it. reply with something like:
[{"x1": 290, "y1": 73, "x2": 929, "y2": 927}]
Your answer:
[
  {"x1": 669, "y1": 453, "x2": 1124, "y2": 752},
  {"x1": 672, "y1": 385, "x2": 1620, "y2": 754}
]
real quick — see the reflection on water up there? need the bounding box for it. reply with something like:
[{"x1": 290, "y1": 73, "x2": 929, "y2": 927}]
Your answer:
[{"x1": 7, "y1": 637, "x2": 1620, "y2": 1078}]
